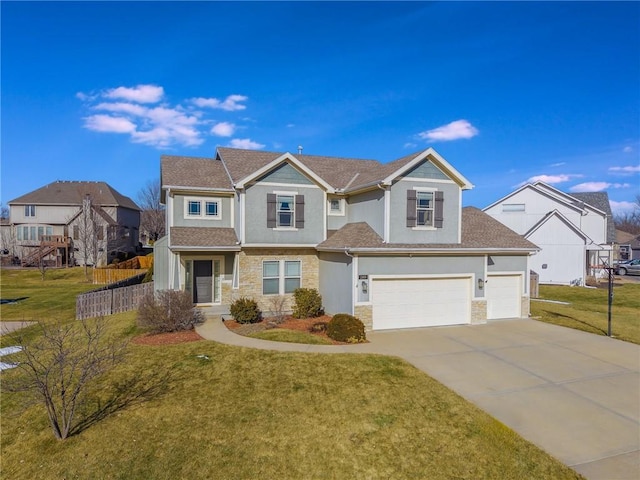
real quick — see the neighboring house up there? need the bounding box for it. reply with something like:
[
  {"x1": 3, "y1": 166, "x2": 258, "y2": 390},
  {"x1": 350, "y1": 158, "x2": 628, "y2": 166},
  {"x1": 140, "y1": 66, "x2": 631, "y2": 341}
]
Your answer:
[
  {"x1": 155, "y1": 147, "x2": 538, "y2": 331},
  {"x1": 616, "y1": 229, "x2": 640, "y2": 261},
  {"x1": 7, "y1": 181, "x2": 141, "y2": 267},
  {"x1": 483, "y1": 182, "x2": 615, "y2": 285}
]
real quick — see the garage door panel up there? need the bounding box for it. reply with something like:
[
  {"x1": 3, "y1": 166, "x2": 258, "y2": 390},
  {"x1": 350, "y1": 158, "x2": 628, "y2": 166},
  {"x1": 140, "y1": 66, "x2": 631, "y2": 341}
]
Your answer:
[
  {"x1": 372, "y1": 277, "x2": 471, "y2": 330},
  {"x1": 487, "y1": 275, "x2": 521, "y2": 319}
]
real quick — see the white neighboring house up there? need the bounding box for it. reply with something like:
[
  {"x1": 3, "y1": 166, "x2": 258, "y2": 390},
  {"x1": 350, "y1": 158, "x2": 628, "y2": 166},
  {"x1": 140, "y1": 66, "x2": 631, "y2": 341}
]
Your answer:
[{"x1": 483, "y1": 182, "x2": 615, "y2": 285}]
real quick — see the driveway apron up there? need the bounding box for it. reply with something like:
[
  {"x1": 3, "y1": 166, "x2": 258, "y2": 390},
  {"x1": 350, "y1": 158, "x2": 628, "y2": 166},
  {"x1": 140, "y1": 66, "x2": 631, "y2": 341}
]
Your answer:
[{"x1": 197, "y1": 317, "x2": 640, "y2": 480}]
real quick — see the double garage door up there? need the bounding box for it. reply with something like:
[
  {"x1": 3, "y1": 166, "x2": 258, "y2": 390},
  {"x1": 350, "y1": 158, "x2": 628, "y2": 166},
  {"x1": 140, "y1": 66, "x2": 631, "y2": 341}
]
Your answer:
[
  {"x1": 372, "y1": 276, "x2": 472, "y2": 330},
  {"x1": 371, "y1": 274, "x2": 522, "y2": 330}
]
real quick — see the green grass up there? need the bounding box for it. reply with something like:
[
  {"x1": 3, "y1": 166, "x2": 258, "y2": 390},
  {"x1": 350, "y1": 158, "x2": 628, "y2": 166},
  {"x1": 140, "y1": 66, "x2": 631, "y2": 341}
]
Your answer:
[
  {"x1": 249, "y1": 328, "x2": 334, "y2": 345},
  {"x1": 1, "y1": 313, "x2": 581, "y2": 479},
  {"x1": 531, "y1": 283, "x2": 640, "y2": 344},
  {"x1": 0, "y1": 269, "x2": 582, "y2": 479},
  {"x1": 1, "y1": 267, "x2": 96, "y2": 322}
]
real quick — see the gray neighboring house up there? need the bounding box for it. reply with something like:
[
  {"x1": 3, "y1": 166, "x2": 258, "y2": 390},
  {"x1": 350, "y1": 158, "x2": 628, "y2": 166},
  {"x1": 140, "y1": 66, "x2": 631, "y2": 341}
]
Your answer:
[
  {"x1": 616, "y1": 229, "x2": 640, "y2": 261},
  {"x1": 7, "y1": 181, "x2": 141, "y2": 267},
  {"x1": 155, "y1": 147, "x2": 538, "y2": 331}
]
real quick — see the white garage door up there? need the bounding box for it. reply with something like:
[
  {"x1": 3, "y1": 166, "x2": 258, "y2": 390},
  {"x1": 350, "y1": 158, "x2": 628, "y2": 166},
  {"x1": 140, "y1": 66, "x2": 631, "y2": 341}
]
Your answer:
[
  {"x1": 486, "y1": 274, "x2": 522, "y2": 320},
  {"x1": 372, "y1": 276, "x2": 472, "y2": 330}
]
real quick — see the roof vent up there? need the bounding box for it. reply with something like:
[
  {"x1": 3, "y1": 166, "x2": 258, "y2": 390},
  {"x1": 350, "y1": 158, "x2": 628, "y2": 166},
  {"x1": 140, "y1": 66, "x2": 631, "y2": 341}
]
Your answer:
[{"x1": 298, "y1": 145, "x2": 303, "y2": 155}]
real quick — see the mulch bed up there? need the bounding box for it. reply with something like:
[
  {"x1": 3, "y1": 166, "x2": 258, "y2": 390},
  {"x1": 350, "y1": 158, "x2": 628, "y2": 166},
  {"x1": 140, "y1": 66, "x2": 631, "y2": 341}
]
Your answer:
[{"x1": 132, "y1": 329, "x2": 203, "y2": 346}]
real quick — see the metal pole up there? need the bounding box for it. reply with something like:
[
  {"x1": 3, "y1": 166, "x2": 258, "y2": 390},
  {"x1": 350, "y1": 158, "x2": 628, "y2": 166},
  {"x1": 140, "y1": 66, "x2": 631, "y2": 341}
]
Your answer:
[{"x1": 607, "y1": 266, "x2": 613, "y2": 337}]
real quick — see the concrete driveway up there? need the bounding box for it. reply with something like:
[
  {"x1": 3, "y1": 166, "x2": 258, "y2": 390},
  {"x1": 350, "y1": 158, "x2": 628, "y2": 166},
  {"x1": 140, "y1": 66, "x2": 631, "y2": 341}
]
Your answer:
[
  {"x1": 366, "y1": 319, "x2": 640, "y2": 480},
  {"x1": 197, "y1": 316, "x2": 639, "y2": 479}
]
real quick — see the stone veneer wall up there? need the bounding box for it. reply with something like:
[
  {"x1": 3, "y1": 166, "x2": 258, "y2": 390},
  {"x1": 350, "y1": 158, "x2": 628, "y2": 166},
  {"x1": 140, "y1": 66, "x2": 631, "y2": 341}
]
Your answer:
[
  {"x1": 471, "y1": 299, "x2": 487, "y2": 324},
  {"x1": 354, "y1": 305, "x2": 373, "y2": 331},
  {"x1": 237, "y1": 248, "x2": 319, "y2": 313}
]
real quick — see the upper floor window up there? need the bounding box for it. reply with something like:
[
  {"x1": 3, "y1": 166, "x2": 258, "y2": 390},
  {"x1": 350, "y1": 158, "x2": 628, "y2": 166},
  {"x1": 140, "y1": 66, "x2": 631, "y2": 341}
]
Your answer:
[
  {"x1": 328, "y1": 197, "x2": 345, "y2": 216},
  {"x1": 185, "y1": 197, "x2": 221, "y2": 220},
  {"x1": 277, "y1": 195, "x2": 294, "y2": 227},
  {"x1": 407, "y1": 189, "x2": 444, "y2": 229},
  {"x1": 267, "y1": 193, "x2": 304, "y2": 229},
  {"x1": 416, "y1": 192, "x2": 434, "y2": 227},
  {"x1": 25, "y1": 205, "x2": 36, "y2": 217},
  {"x1": 502, "y1": 203, "x2": 525, "y2": 213}
]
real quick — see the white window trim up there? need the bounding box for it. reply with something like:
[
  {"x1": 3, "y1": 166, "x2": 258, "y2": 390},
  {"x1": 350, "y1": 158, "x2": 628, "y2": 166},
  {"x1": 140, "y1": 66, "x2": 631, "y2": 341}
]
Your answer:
[
  {"x1": 261, "y1": 259, "x2": 302, "y2": 295},
  {"x1": 273, "y1": 190, "x2": 298, "y2": 231},
  {"x1": 327, "y1": 197, "x2": 345, "y2": 216},
  {"x1": 412, "y1": 187, "x2": 437, "y2": 231},
  {"x1": 184, "y1": 196, "x2": 222, "y2": 220}
]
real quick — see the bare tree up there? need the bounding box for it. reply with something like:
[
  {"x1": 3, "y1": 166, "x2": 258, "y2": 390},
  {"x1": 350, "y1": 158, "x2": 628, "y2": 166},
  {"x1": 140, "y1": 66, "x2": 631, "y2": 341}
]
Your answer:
[
  {"x1": 614, "y1": 194, "x2": 640, "y2": 235},
  {"x1": 4, "y1": 318, "x2": 128, "y2": 440},
  {"x1": 137, "y1": 179, "x2": 165, "y2": 244},
  {"x1": 0, "y1": 203, "x2": 9, "y2": 220},
  {"x1": 69, "y1": 195, "x2": 106, "y2": 279}
]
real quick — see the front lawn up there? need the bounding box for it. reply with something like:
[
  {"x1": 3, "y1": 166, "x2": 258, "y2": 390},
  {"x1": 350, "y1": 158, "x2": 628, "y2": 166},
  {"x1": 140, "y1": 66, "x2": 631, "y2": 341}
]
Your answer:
[
  {"x1": 531, "y1": 282, "x2": 640, "y2": 344},
  {"x1": 0, "y1": 267, "x2": 96, "y2": 323},
  {"x1": 0, "y1": 311, "x2": 581, "y2": 479}
]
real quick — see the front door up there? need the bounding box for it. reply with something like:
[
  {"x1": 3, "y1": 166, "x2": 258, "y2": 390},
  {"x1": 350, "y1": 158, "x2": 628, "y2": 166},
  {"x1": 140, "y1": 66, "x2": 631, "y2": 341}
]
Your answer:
[{"x1": 193, "y1": 260, "x2": 213, "y2": 303}]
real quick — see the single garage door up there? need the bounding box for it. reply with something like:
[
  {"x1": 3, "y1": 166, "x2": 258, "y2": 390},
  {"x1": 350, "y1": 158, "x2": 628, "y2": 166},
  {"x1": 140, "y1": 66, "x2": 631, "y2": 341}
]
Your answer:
[
  {"x1": 486, "y1": 274, "x2": 522, "y2": 319},
  {"x1": 372, "y1": 276, "x2": 472, "y2": 330}
]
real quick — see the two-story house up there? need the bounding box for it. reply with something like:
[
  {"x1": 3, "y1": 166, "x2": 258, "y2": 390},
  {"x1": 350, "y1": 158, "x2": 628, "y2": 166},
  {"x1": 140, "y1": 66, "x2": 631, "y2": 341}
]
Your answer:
[
  {"x1": 154, "y1": 147, "x2": 538, "y2": 331},
  {"x1": 483, "y1": 182, "x2": 615, "y2": 285},
  {"x1": 7, "y1": 181, "x2": 141, "y2": 267}
]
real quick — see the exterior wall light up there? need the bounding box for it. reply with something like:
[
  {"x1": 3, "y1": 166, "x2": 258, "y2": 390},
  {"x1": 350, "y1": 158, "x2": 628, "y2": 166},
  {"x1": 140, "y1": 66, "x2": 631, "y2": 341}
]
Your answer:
[{"x1": 478, "y1": 278, "x2": 484, "y2": 290}]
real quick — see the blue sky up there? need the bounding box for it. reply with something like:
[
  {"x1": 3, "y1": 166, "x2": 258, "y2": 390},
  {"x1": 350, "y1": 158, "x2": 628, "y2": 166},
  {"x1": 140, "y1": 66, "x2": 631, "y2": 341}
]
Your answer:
[{"x1": 2, "y1": 1, "x2": 639, "y2": 215}]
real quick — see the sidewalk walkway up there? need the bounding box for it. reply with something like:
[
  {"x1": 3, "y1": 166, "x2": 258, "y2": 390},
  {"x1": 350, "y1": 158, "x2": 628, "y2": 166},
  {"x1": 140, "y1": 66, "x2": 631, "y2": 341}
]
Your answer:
[{"x1": 196, "y1": 315, "x2": 640, "y2": 480}]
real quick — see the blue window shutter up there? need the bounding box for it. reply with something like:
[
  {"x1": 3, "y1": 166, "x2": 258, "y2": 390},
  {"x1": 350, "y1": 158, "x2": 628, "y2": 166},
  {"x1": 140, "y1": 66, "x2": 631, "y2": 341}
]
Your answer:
[
  {"x1": 406, "y1": 190, "x2": 417, "y2": 227},
  {"x1": 434, "y1": 191, "x2": 444, "y2": 228},
  {"x1": 295, "y1": 195, "x2": 305, "y2": 229},
  {"x1": 267, "y1": 194, "x2": 277, "y2": 228}
]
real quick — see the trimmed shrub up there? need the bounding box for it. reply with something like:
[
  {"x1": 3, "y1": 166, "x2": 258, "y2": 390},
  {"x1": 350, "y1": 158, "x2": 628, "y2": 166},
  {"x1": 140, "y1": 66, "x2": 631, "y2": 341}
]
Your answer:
[
  {"x1": 310, "y1": 321, "x2": 328, "y2": 333},
  {"x1": 230, "y1": 297, "x2": 262, "y2": 324},
  {"x1": 292, "y1": 288, "x2": 324, "y2": 319},
  {"x1": 137, "y1": 290, "x2": 204, "y2": 334},
  {"x1": 326, "y1": 314, "x2": 366, "y2": 343}
]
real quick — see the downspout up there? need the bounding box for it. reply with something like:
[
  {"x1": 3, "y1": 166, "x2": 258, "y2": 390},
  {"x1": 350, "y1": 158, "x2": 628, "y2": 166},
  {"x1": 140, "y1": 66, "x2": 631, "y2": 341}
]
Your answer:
[{"x1": 345, "y1": 248, "x2": 357, "y2": 316}]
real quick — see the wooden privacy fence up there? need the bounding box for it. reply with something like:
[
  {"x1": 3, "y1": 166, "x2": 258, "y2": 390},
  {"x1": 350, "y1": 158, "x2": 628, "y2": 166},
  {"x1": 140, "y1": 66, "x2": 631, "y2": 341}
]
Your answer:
[
  {"x1": 94, "y1": 268, "x2": 147, "y2": 284},
  {"x1": 76, "y1": 281, "x2": 154, "y2": 320},
  {"x1": 530, "y1": 270, "x2": 539, "y2": 299}
]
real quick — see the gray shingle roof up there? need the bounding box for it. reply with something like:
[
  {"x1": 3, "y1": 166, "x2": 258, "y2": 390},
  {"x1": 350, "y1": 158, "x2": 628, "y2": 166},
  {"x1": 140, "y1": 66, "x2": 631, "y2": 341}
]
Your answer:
[
  {"x1": 217, "y1": 147, "x2": 397, "y2": 191},
  {"x1": 8, "y1": 181, "x2": 140, "y2": 210},
  {"x1": 568, "y1": 192, "x2": 616, "y2": 243},
  {"x1": 161, "y1": 155, "x2": 232, "y2": 190},
  {"x1": 318, "y1": 207, "x2": 538, "y2": 251},
  {"x1": 170, "y1": 227, "x2": 239, "y2": 248}
]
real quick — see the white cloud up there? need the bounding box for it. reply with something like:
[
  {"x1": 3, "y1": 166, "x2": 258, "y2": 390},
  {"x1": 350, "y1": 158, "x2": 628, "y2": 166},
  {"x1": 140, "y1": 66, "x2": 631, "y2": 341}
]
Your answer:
[
  {"x1": 190, "y1": 94, "x2": 248, "y2": 111},
  {"x1": 418, "y1": 119, "x2": 478, "y2": 142},
  {"x1": 104, "y1": 85, "x2": 164, "y2": 103},
  {"x1": 608, "y1": 165, "x2": 640, "y2": 174},
  {"x1": 211, "y1": 122, "x2": 236, "y2": 137},
  {"x1": 83, "y1": 115, "x2": 136, "y2": 133},
  {"x1": 550, "y1": 162, "x2": 566, "y2": 167},
  {"x1": 79, "y1": 86, "x2": 250, "y2": 148},
  {"x1": 623, "y1": 146, "x2": 633, "y2": 153},
  {"x1": 286, "y1": 123, "x2": 295, "y2": 128},
  {"x1": 404, "y1": 142, "x2": 418, "y2": 149},
  {"x1": 229, "y1": 138, "x2": 265, "y2": 150},
  {"x1": 516, "y1": 174, "x2": 583, "y2": 187},
  {"x1": 94, "y1": 102, "x2": 148, "y2": 116},
  {"x1": 570, "y1": 182, "x2": 631, "y2": 192},
  {"x1": 610, "y1": 200, "x2": 639, "y2": 216}
]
